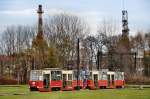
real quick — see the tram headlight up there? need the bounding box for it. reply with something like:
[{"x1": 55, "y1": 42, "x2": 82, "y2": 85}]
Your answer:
[{"x1": 32, "y1": 82, "x2": 35, "y2": 85}]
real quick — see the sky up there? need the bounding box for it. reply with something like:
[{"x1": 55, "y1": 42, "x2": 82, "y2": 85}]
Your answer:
[{"x1": 0, "y1": 0, "x2": 150, "y2": 35}]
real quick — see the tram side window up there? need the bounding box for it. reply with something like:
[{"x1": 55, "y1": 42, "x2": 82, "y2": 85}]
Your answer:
[
  {"x1": 80, "y1": 71, "x2": 84, "y2": 80},
  {"x1": 73, "y1": 71, "x2": 76, "y2": 80},
  {"x1": 73, "y1": 71, "x2": 82, "y2": 80},
  {"x1": 51, "y1": 71, "x2": 62, "y2": 80},
  {"x1": 102, "y1": 74, "x2": 107, "y2": 80},
  {"x1": 99, "y1": 73, "x2": 107, "y2": 80}
]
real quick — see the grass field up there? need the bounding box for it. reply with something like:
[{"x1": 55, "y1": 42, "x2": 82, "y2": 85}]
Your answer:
[{"x1": 0, "y1": 85, "x2": 150, "y2": 99}]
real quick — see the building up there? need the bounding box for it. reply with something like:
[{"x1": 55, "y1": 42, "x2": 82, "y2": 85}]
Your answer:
[{"x1": 144, "y1": 50, "x2": 150, "y2": 76}]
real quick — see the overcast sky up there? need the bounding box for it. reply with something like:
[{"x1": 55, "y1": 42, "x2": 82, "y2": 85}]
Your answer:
[{"x1": 0, "y1": 0, "x2": 150, "y2": 35}]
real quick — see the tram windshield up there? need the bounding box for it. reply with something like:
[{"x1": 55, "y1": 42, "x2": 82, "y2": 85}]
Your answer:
[
  {"x1": 30, "y1": 70, "x2": 42, "y2": 81},
  {"x1": 115, "y1": 72, "x2": 124, "y2": 80}
]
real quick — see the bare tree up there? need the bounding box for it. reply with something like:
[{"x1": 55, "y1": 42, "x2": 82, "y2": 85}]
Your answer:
[
  {"x1": 145, "y1": 32, "x2": 150, "y2": 49},
  {"x1": 44, "y1": 12, "x2": 89, "y2": 68},
  {"x1": 144, "y1": 32, "x2": 150, "y2": 76},
  {"x1": 82, "y1": 36, "x2": 98, "y2": 70},
  {"x1": 0, "y1": 25, "x2": 35, "y2": 83},
  {"x1": 97, "y1": 19, "x2": 119, "y2": 70}
]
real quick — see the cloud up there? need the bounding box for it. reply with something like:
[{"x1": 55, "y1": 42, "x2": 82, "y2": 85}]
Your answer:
[
  {"x1": 46, "y1": 8, "x2": 65, "y2": 16},
  {"x1": 0, "y1": 8, "x2": 121, "y2": 35},
  {"x1": 46, "y1": 9, "x2": 106, "y2": 34},
  {"x1": 79, "y1": 11, "x2": 105, "y2": 34},
  {"x1": 0, "y1": 25, "x2": 7, "y2": 34},
  {"x1": 46, "y1": 8, "x2": 149, "y2": 36},
  {"x1": 78, "y1": 10, "x2": 121, "y2": 35},
  {"x1": 0, "y1": 9, "x2": 35, "y2": 16}
]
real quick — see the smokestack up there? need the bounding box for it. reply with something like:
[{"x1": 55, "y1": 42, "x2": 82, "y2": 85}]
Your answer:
[
  {"x1": 37, "y1": 5, "x2": 43, "y2": 14},
  {"x1": 37, "y1": 4, "x2": 44, "y2": 38}
]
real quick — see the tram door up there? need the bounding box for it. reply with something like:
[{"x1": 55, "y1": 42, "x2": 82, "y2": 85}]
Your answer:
[
  {"x1": 62, "y1": 74, "x2": 67, "y2": 88},
  {"x1": 107, "y1": 74, "x2": 111, "y2": 87},
  {"x1": 62, "y1": 70, "x2": 73, "y2": 90},
  {"x1": 43, "y1": 74, "x2": 50, "y2": 88},
  {"x1": 92, "y1": 71, "x2": 99, "y2": 88},
  {"x1": 107, "y1": 72, "x2": 115, "y2": 88},
  {"x1": 68, "y1": 74, "x2": 73, "y2": 87},
  {"x1": 93, "y1": 74, "x2": 98, "y2": 87},
  {"x1": 111, "y1": 74, "x2": 114, "y2": 86}
]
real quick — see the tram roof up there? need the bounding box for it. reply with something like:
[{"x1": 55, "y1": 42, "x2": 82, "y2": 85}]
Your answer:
[{"x1": 43, "y1": 68, "x2": 62, "y2": 70}]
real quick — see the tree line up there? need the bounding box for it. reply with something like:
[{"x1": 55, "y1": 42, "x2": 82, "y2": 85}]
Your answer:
[{"x1": 0, "y1": 13, "x2": 150, "y2": 83}]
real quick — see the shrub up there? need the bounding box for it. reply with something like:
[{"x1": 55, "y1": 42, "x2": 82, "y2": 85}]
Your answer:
[{"x1": 0, "y1": 76, "x2": 17, "y2": 85}]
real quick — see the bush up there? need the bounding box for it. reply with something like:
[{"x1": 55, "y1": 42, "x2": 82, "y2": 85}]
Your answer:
[
  {"x1": 125, "y1": 74, "x2": 150, "y2": 85},
  {"x1": 0, "y1": 76, "x2": 17, "y2": 85}
]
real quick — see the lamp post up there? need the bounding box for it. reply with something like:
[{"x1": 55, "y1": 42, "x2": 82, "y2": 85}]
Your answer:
[
  {"x1": 76, "y1": 38, "x2": 80, "y2": 90},
  {"x1": 134, "y1": 52, "x2": 137, "y2": 73},
  {"x1": 97, "y1": 50, "x2": 100, "y2": 70},
  {"x1": 97, "y1": 50, "x2": 103, "y2": 70}
]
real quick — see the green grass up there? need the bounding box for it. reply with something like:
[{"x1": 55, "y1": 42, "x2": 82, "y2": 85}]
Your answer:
[{"x1": 0, "y1": 85, "x2": 150, "y2": 99}]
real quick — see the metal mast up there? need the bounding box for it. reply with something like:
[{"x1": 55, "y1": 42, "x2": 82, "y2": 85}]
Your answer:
[
  {"x1": 122, "y1": 10, "x2": 129, "y2": 37},
  {"x1": 122, "y1": 0, "x2": 129, "y2": 37}
]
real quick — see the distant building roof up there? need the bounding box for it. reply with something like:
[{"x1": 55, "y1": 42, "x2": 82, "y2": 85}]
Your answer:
[{"x1": 0, "y1": 55, "x2": 16, "y2": 61}]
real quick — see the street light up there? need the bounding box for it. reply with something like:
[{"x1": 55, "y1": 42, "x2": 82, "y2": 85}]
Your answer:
[{"x1": 76, "y1": 38, "x2": 80, "y2": 90}]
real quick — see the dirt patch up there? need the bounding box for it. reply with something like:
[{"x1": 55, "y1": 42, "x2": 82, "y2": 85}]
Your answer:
[
  {"x1": 0, "y1": 93, "x2": 27, "y2": 96},
  {"x1": 0, "y1": 93, "x2": 9, "y2": 96}
]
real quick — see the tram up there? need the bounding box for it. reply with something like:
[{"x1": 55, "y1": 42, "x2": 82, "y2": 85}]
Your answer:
[{"x1": 29, "y1": 68, "x2": 125, "y2": 92}]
